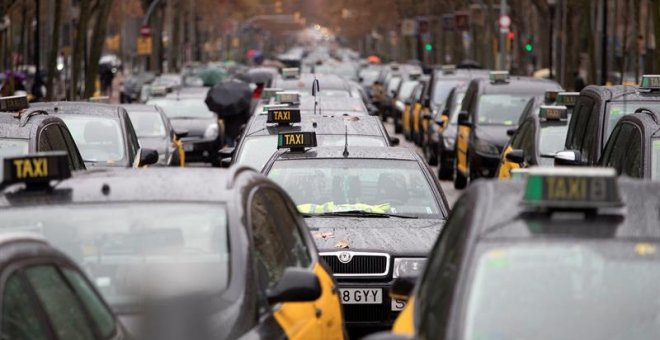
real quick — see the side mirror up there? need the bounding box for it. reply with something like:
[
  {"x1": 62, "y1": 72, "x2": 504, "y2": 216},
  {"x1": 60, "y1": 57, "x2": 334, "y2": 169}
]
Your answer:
[
  {"x1": 506, "y1": 128, "x2": 517, "y2": 137},
  {"x1": 457, "y1": 112, "x2": 471, "y2": 127},
  {"x1": 267, "y1": 268, "x2": 321, "y2": 304},
  {"x1": 554, "y1": 150, "x2": 581, "y2": 166},
  {"x1": 389, "y1": 137, "x2": 400, "y2": 146},
  {"x1": 505, "y1": 149, "x2": 525, "y2": 163},
  {"x1": 174, "y1": 129, "x2": 189, "y2": 139},
  {"x1": 220, "y1": 157, "x2": 232, "y2": 168},
  {"x1": 390, "y1": 275, "x2": 417, "y2": 301},
  {"x1": 137, "y1": 148, "x2": 159, "y2": 167}
]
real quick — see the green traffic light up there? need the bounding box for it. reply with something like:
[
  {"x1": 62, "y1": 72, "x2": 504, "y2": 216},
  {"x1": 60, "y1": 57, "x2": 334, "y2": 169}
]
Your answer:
[
  {"x1": 525, "y1": 43, "x2": 533, "y2": 52},
  {"x1": 425, "y1": 43, "x2": 433, "y2": 51}
]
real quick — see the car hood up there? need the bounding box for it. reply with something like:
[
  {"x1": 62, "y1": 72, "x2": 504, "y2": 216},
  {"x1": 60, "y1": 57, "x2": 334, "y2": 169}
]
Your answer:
[
  {"x1": 474, "y1": 125, "x2": 512, "y2": 147},
  {"x1": 169, "y1": 117, "x2": 215, "y2": 138},
  {"x1": 307, "y1": 218, "x2": 444, "y2": 256}
]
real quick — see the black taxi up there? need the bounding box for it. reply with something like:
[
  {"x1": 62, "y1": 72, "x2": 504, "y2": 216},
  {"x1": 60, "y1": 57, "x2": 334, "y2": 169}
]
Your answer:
[
  {"x1": 0, "y1": 153, "x2": 345, "y2": 339},
  {"x1": 0, "y1": 232, "x2": 128, "y2": 340},
  {"x1": 558, "y1": 75, "x2": 660, "y2": 167},
  {"x1": 453, "y1": 71, "x2": 562, "y2": 188},
  {"x1": 30, "y1": 101, "x2": 157, "y2": 168},
  {"x1": 380, "y1": 168, "x2": 660, "y2": 339},
  {"x1": 261, "y1": 132, "x2": 449, "y2": 328},
  {"x1": 599, "y1": 108, "x2": 660, "y2": 180},
  {"x1": 0, "y1": 96, "x2": 85, "y2": 171}
]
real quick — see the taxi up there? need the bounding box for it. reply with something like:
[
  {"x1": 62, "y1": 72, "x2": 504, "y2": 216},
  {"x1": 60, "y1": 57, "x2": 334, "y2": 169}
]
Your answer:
[
  {"x1": 427, "y1": 83, "x2": 468, "y2": 178},
  {"x1": 497, "y1": 105, "x2": 571, "y2": 179},
  {"x1": 30, "y1": 101, "x2": 157, "y2": 168},
  {"x1": 395, "y1": 72, "x2": 423, "y2": 139},
  {"x1": 261, "y1": 132, "x2": 449, "y2": 328},
  {"x1": 599, "y1": 108, "x2": 660, "y2": 180},
  {"x1": 558, "y1": 75, "x2": 660, "y2": 166},
  {"x1": 381, "y1": 168, "x2": 660, "y2": 339},
  {"x1": 0, "y1": 153, "x2": 345, "y2": 339},
  {"x1": 123, "y1": 104, "x2": 186, "y2": 166},
  {"x1": 0, "y1": 232, "x2": 128, "y2": 339},
  {"x1": 453, "y1": 71, "x2": 562, "y2": 189},
  {"x1": 0, "y1": 95, "x2": 85, "y2": 171}
]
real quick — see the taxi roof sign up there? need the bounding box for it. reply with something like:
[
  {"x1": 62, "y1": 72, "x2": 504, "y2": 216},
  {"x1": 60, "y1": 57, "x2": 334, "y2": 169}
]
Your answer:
[
  {"x1": 277, "y1": 131, "x2": 317, "y2": 151},
  {"x1": 267, "y1": 107, "x2": 301, "y2": 125},
  {"x1": 150, "y1": 86, "x2": 168, "y2": 97},
  {"x1": 441, "y1": 65, "x2": 456, "y2": 75},
  {"x1": 262, "y1": 103, "x2": 290, "y2": 114},
  {"x1": 489, "y1": 71, "x2": 510, "y2": 84},
  {"x1": 282, "y1": 68, "x2": 300, "y2": 79},
  {"x1": 544, "y1": 90, "x2": 559, "y2": 103},
  {"x1": 539, "y1": 105, "x2": 568, "y2": 120},
  {"x1": 275, "y1": 91, "x2": 301, "y2": 105},
  {"x1": 640, "y1": 75, "x2": 660, "y2": 90},
  {"x1": 556, "y1": 92, "x2": 579, "y2": 107},
  {"x1": 2, "y1": 152, "x2": 71, "y2": 189},
  {"x1": 523, "y1": 167, "x2": 622, "y2": 209},
  {"x1": 0, "y1": 95, "x2": 29, "y2": 112},
  {"x1": 261, "y1": 87, "x2": 283, "y2": 100}
]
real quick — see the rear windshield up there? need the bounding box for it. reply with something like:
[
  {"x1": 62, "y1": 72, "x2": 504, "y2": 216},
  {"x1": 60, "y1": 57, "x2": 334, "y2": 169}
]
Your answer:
[
  {"x1": 605, "y1": 101, "x2": 660, "y2": 140},
  {"x1": 127, "y1": 111, "x2": 167, "y2": 138},
  {"x1": 60, "y1": 116, "x2": 125, "y2": 163},
  {"x1": 477, "y1": 94, "x2": 532, "y2": 125}
]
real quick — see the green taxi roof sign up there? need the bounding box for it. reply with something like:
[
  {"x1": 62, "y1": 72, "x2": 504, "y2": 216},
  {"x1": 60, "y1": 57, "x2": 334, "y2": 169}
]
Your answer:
[
  {"x1": 277, "y1": 131, "x2": 317, "y2": 151},
  {"x1": 282, "y1": 68, "x2": 300, "y2": 79},
  {"x1": 2, "y1": 152, "x2": 71, "y2": 189},
  {"x1": 523, "y1": 167, "x2": 622, "y2": 209},
  {"x1": 262, "y1": 103, "x2": 289, "y2": 114},
  {"x1": 0, "y1": 95, "x2": 29, "y2": 112},
  {"x1": 261, "y1": 87, "x2": 283, "y2": 100},
  {"x1": 150, "y1": 86, "x2": 168, "y2": 97},
  {"x1": 544, "y1": 90, "x2": 559, "y2": 103},
  {"x1": 489, "y1": 71, "x2": 510, "y2": 84},
  {"x1": 640, "y1": 75, "x2": 660, "y2": 90},
  {"x1": 275, "y1": 91, "x2": 301, "y2": 105},
  {"x1": 267, "y1": 107, "x2": 301, "y2": 125},
  {"x1": 539, "y1": 105, "x2": 568, "y2": 120},
  {"x1": 556, "y1": 92, "x2": 579, "y2": 107},
  {"x1": 441, "y1": 65, "x2": 456, "y2": 75}
]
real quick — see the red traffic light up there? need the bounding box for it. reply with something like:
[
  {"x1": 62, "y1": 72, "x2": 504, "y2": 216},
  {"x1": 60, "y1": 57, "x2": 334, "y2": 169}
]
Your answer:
[
  {"x1": 507, "y1": 31, "x2": 515, "y2": 40},
  {"x1": 140, "y1": 25, "x2": 152, "y2": 37}
]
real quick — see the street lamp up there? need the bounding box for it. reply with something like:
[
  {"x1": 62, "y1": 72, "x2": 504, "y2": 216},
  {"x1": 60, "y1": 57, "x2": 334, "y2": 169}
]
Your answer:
[{"x1": 548, "y1": 0, "x2": 557, "y2": 79}]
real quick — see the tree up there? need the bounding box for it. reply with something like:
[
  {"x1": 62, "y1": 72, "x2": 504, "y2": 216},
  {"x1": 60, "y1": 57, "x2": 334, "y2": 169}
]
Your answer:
[
  {"x1": 46, "y1": 0, "x2": 62, "y2": 101},
  {"x1": 84, "y1": 0, "x2": 114, "y2": 99},
  {"x1": 71, "y1": 0, "x2": 91, "y2": 99}
]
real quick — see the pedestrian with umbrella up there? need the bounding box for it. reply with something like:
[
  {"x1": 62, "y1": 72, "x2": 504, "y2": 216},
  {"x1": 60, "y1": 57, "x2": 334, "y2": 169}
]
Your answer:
[{"x1": 205, "y1": 79, "x2": 252, "y2": 147}]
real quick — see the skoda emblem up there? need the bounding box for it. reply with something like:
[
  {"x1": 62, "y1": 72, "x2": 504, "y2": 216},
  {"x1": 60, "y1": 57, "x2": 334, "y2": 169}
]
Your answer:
[{"x1": 338, "y1": 251, "x2": 353, "y2": 263}]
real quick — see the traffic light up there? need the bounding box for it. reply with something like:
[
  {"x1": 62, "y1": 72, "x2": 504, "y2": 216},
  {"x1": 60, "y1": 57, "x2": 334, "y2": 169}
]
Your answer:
[
  {"x1": 525, "y1": 43, "x2": 533, "y2": 52},
  {"x1": 425, "y1": 43, "x2": 433, "y2": 51},
  {"x1": 507, "y1": 31, "x2": 515, "y2": 40}
]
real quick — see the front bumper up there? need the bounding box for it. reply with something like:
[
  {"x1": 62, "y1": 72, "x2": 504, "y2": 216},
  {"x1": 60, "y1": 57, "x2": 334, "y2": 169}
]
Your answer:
[
  {"x1": 181, "y1": 137, "x2": 221, "y2": 163},
  {"x1": 470, "y1": 151, "x2": 501, "y2": 179}
]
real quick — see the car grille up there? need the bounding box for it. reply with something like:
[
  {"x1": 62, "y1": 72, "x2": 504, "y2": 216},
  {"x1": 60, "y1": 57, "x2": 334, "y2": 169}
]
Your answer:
[{"x1": 320, "y1": 252, "x2": 390, "y2": 276}]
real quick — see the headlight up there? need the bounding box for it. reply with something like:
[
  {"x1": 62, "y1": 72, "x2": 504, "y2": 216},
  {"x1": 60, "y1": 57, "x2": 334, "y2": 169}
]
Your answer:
[
  {"x1": 204, "y1": 124, "x2": 219, "y2": 140},
  {"x1": 393, "y1": 258, "x2": 427, "y2": 278},
  {"x1": 395, "y1": 100, "x2": 405, "y2": 112},
  {"x1": 475, "y1": 140, "x2": 500, "y2": 156},
  {"x1": 443, "y1": 136, "x2": 455, "y2": 150}
]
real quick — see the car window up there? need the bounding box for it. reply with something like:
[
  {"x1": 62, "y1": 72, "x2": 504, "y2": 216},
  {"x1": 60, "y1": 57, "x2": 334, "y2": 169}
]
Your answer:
[
  {"x1": 127, "y1": 111, "x2": 167, "y2": 138},
  {"x1": 622, "y1": 125, "x2": 643, "y2": 178},
  {"x1": 580, "y1": 107, "x2": 600, "y2": 163},
  {"x1": 59, "y1": 126, "x2": 85, "y2": 170},
  {"x1": 1, "y1": 274, "x2": 49, "y2": 340},
  {"x1": 653, "y1": 139, "x2": 660, "y2": 181},
  {"x1": 476, "y1": 95, "x2": 531, "y2": 126},
  {"x1": 538, "y1": 124, "x2": 569, "y2": 157},
  {"x1": 59, "y1": 116, "x2": 126, "y2": 163},
  {"x1": 62, "y1": 268, "x2": 116, "y2": 338},
  {"x1": 262, "y1": 188, "x2": 312, "y2": 267},
  {"x1": 25, "y1": 265, "x2": 95, "y2": 340},
  {"x1": 417, "y1": 200, "x2": 470, "y2": 338},
  {"x1": 511, "y1": 121, "x2": 531, "y2": 149},
  {"x1": 566, "y1": 97, "x2": 593, "y2": 150},
  {"x1": 602, "y1": 123, "x2": 634, "y2": 174},
  {"x1": 605, "y1": 101, "x2": 660, "y2": 140},
  {"x1": 521, "y1": 123, "x2": 536, "y2": 162}
]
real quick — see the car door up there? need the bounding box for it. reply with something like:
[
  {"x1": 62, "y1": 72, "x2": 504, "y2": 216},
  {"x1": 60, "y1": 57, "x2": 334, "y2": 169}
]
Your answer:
[{"x1": 498, "y1": 120, "x2": 532, "y2": 179}]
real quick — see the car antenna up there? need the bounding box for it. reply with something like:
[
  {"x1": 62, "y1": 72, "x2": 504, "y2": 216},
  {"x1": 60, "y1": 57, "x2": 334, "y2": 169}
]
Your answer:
[
  {"x1": 342, "y1": 125, "x2": 349, "y2": 157},
  {"x1": 313, "y1": 78, "x2": 321, "y2": 115}
]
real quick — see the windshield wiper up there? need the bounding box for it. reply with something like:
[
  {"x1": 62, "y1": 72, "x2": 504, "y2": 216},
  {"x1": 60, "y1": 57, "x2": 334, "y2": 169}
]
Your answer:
[{"x1": 307, "y1": 210, "x2": 418, "y2": 219}]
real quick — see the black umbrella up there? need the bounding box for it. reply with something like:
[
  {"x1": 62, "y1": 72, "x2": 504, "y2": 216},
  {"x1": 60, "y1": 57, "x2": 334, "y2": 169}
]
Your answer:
[
  {"x1": 457, "y1": 59, "x2": 482, "y2": 69},
  {"x1": 205, "y1": 79, "x2": 252, "y2": 118}
]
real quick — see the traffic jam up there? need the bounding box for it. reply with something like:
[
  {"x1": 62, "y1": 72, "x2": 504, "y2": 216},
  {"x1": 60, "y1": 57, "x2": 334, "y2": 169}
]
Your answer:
[{"x1": 1, "y1": 1, "x2": 660, "y2": 339}]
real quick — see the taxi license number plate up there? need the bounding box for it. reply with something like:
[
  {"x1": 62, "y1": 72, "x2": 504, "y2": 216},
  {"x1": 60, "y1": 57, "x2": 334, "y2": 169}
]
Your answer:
[
  {"x1": 391, "y1": 299, "x2": 406, "y2": 311},
  {"x1": 339, "y1": 288, "x2": 382, "y2": 304},
  {"x1": 183, "y1": 144, "x2": 194, "y2": 152}
]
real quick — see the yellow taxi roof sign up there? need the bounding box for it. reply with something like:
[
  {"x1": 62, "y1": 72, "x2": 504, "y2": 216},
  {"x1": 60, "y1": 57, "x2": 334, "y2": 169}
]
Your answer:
[
  {"x1": 267, "y1": 107, "x2": 301, "y2": 125},
  {"x1": 556, "y1": 92, "x2": 579, "y2": 107},
  {"x1": 275, "y1": 91, "x2": 301, "y2": 105},
  {"x1": 441, "y1": 65, "x2": 456, "y2": 75},
  {"x1": 539, "y1": 105, "x2": 568, "y2": 121},
  {"x1": 489, "y1": 71, "x2": 510, "y2": 84},
  {"x1": 277, "y1": 131, "x2": 317, "y2": 150},
  {"x1": 0, "y1": 95, "x2": 29, "y2": 112},
  {"x1": 2, "y1": 152, "x2": 71, "y2": 189},
  {"x1": 544, "y1": 90, "x2": 559, "y2": 103}
]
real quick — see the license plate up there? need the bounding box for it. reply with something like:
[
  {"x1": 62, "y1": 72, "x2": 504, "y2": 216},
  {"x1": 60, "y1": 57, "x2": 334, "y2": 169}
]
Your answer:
[
  {"x1": 339, "y1": 288, "x2": 382, "y2": 304},
  {"x1": 391, "y1": 299, "x2": 406, "y2": 311},
  {"x1": 183, "y1": 143, "x2": 194, "y2": 152}
]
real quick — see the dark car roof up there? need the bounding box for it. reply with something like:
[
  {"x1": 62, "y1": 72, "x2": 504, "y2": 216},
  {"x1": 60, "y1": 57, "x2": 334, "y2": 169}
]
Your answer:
[
  {"x1": 245, "y1": 115, "x2": 386, "y2": 137},
  {"x1": 30, "y1": 102, "x2": 123, "y2": 118},
  {"x1": 0, "y1": 113, "x2": 63, "y2": 139},
  {"x1": 477, "y1": 77, "x2": 562, "y2": 95},
  {"x1": 274, "y1": 146, "x2": 418, "y2": 161},
  {"x1": 0, "y1": 167, "x2": 260, "y2": 207},
  {"x1": 615, "y1": 109, "x2": 660, "y2": 137},
  {"x1": 578, "y1": 84, "x2": 660, "y2": 104},
  {"x1": 462, "y1": 179, "x2": 660, "y2": 239}
]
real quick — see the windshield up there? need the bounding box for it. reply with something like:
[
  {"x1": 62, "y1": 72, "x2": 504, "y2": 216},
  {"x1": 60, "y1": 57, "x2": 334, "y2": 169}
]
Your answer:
[
  {"x1": 0, "y1": 203, "x2": 229, "y2": 308},
  {"x1": 449, "y1": 92, "x2": 466, "y2": 124},
  {"x1": 605, "y1": 101, "x2": 660, "y2": 140},
  {"x1": 237, "y1": 135, "x2": 387, "y2": 171},
  {"x1": 539, "y1": 124, "x2": 569, "y2": 156},
  {"x1": 433, "y1": 80, "x2": 463, "y2": 106},
  {"x1": 127, "y1": 111, "x2": 167, "y2": 138},
  {"x1": 464, "y1": 242, "x2": 660, "y2": 340},
  {"x1": 477, "y1": 94, "x2": 532, "y2": 125},
  {"x1": 653, "y1": 139, "x2": 660, "y2": 181},
  {"x1": 147, "y1": 99, "x2": 215, "y2": 119},
  {"x1": 397, "y1": 81, "x2": 418, "y2": 100},
  {"x1": 268, "y1": 159, "x2": 442, "y2": 218},
  {"x1": 60, "y1": 116, "x2": 125, "y2": 163},
  {"x1": 359, "y1": 69, "x2": 380, "y2": 85}
]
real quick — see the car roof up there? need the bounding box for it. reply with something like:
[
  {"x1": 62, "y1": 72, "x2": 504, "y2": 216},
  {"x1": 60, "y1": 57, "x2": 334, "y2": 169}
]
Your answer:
[
  {"x1": 30, "y1": 102, "x2": 123, "y2": 118},
  {"x1": 275, "y1": 73, "x2": 350, "y2": 91},
  {"x1": 615, "y1": 110, "x2": 660, "y2": 137},
  {"x1": 245, "y1": 115, "x2": 385, "y2": 137},
  {"x1": 477, "y1": 76, "x2": 562, "y2": 95},
  {"x1": 0, "y1": 167, "x2": 260, "y2": 207},
  {"x1": 121, "y1": 104, "x2": 160, "y2": 112},
  {"x1": 462, "y1": 179, "x2": 660, "y2": 240},
  {"x1": 274, "y1": 146, "x2": 418, "y2": 161},
  {"x1": 0, "y1": 113, "x2": 61, "y2": 139},
  {"x1": 580, "y1": 84, "x2": 660, "y2": 103}
]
